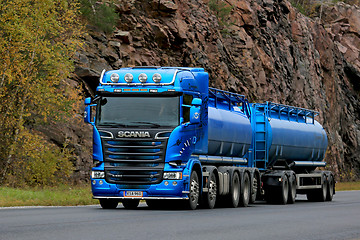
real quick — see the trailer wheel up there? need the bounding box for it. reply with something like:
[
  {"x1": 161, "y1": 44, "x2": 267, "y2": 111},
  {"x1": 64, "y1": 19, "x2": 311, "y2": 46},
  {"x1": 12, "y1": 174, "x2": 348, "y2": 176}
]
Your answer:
[
  {"x1": 202, "y1": 171, "x2": 217, "y2": 209},
  {"x1": 326, "y1": 174, "x2": 334, "y2": 201},
  {"x1": 307, "y1": 173, "x2": 328, "y2": 202},
  {"x1": 288, "y1": 174, "x2": 297, "y2": 204},
  {"x1": 250, "y1": 172, "x2": 259, "y2": 204},
  {"x1": 229, "y1": 172, "x2": 240, "y2": 208},
  {"x1": 187, "y1": 170, "x2": 200, "y2": 210},
  {"x1": 278, "y1": 175, "x2": 289, "y2": 205},
  {"x1": 239, "y1": 172, "x2": 250, "y2": 207},
  {"x1": 122, "y1": 199, "x2": 140, "y2": 209},
  {"x1": 99, "y1": 199, "x2": 118, "y2": 209}
]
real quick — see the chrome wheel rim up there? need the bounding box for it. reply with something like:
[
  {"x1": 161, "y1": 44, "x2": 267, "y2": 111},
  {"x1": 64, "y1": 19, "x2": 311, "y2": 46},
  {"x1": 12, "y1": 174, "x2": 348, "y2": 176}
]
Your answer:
[{"x1": 190, "y1": 178, "x2": 199, "y2": 203}]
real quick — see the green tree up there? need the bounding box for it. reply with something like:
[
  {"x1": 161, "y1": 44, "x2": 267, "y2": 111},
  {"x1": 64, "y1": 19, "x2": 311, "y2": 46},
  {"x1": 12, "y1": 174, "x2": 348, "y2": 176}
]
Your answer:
[
  {"x1": 0, "y1": 0, "x2": 84, "y2": 186},
  {"x1": 79, "y1": 0, "x2": 119, "y2": 33}
]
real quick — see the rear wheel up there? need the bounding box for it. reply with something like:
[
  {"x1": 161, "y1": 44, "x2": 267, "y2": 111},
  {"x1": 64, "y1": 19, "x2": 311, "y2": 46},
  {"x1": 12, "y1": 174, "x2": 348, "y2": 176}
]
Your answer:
[
  {"x1": 99, "y1": 199, "x2": 118, "y2": 209},
  {"x1": 307, "y1": 173, "x2": 328, "y2": 202},
  {"x1": 229, "y1": 172, "x2": 240, "y2": 208},
  {"x1": 187, "y1": 170, "x2": 200, "y2": 210},
  {"x1": 250, "y1": 173, "x2": 259, "y2": 204},
  {"x1": 326, "y1": 174, "x2": 334, "y2": 201},
  {"x1": 122, "y1": 199, "x2": 140, "y2": 209},
  {"x1": 278, "y1": 175, "x2": 289, "y2": 205},
  {"x1": 239, "y1": 172, "x2": 250, "y2": 207},
  {"x1": 288, "y1": 174, "x2": 297, "y2": 204},
  {"x1": 202, "y1": 171, "x2": 217, "y2": 209}
]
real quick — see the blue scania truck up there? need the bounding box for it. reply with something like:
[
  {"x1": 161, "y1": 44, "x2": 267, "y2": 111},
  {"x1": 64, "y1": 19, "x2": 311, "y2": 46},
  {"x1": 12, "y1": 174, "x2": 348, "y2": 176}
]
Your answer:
[{"x1": 84, "y1": 66, "x2": 335, "y2": 210}]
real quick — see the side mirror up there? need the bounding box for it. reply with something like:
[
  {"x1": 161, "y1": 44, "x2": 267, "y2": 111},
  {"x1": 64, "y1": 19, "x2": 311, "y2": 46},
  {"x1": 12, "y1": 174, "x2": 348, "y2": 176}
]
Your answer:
[
  {"x1": 84, "y1": 105, "x2": 92, "y2": 123},
  {"x1": 85, "y1": 97, "x2": 91, "y2": 105},
  {"x1": 191, "y1": 98, "x2": 202, "y2": 106},
  {"x1": 84, "y1": 97, "x2": 93, "y2": 124}
]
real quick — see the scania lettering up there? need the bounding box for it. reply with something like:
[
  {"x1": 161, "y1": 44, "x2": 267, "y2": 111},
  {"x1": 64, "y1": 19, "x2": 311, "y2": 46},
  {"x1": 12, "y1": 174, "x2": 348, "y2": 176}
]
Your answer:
[
  {"x1": 84, "y1": 67, "x2": 335, "y2": 210},
  {"x1": 117, "y1": 131, "x2": 151, "y2": 138}
]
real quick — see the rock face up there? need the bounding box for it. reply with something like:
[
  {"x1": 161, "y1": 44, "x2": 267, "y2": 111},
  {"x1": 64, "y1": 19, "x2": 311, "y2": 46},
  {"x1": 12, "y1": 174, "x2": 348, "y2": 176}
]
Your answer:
[{"x1": 73, "y1": 0, "x2": 360, "y2": 180}]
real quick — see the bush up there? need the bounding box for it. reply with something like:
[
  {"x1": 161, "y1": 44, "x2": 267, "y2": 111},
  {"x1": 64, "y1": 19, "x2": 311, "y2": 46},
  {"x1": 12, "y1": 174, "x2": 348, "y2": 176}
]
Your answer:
[
  {"x1": 208, "y1": 0, "x2": 233, "y2": 27},
  {"x1": 79, "y1": 0, "x2": 119, "y2": 33},
  {"x1": 5, "y1": 130, "x2": 74, "y2": 187}
]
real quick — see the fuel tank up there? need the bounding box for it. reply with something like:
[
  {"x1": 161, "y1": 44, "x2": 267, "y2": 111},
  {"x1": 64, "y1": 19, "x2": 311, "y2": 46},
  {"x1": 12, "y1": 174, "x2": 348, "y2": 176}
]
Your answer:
[{"x1": 207, "y1": 103, "x2": 252, "y2": 157}]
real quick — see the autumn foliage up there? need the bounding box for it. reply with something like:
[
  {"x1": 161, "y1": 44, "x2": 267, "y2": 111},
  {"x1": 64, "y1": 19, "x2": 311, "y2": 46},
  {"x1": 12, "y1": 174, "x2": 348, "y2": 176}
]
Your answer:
[{"x1": 0, "y1": 0, "x2": 84, "y2": 186}]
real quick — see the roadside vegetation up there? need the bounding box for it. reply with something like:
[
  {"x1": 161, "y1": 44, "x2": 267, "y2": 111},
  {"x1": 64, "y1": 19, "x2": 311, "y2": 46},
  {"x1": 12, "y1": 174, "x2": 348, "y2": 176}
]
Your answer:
[
  {"x1": 335, "y1": 181, "x2": 360, "y2": 191},
  {"x1": 0, "y1": 182, "x2": 359, "y2": 207},
  {"x1": 0, "y1": 0, "x2": 84, "y2": 187},
  {"x1": 0, "y1": 185, "x2": 97, "y2": 207}
]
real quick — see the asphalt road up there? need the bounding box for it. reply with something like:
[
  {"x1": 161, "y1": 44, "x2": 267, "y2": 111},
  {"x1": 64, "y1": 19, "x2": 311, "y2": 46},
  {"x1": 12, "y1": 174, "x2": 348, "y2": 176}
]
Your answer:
[{"x1": 0, "y1": 191, "x2": 359, "y2": 240}]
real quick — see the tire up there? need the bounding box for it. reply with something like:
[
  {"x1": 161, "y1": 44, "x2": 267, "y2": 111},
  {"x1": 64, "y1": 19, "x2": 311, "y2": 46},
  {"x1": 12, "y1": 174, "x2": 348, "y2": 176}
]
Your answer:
[
  {"x1": 229, "y1": 172, "x2": 240, "y2": 208},
  {"x1": 187, "y1": 170, "x2": 200, "y2": 210},
  {"x1": 99, "y1": 199, "x2": 118, "y2": 209},
  {"x1": 326, "y1": 174, "x2": 334, "y2": 201},
  {"x1": 122, "y1": 199, "x2": 140, "y2": 209},
  {"x1": 278, "y1": 175, "x2": 289, "y2": 205},
  {"x1": 307, "y1": 173, "x2": 328, "y2": 202},
  {"x1": 201, "y1": 171, "x2": 217, "y2": 209},
  {"x1": 249, "y1": 173, "x2": 259, "y2": 204},
  {"x1": 288, "y1": 174, "x2": 297, "y2": 204},
  {"x1": 239, "y1": 172, "x2": 250, "y2": 207}
]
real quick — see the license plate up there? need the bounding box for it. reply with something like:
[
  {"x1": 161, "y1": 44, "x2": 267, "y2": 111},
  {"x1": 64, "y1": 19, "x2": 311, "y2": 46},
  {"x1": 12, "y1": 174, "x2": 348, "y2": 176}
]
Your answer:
[{"x1": 125, "y1": 191, "x2": 143, "y2": 197}]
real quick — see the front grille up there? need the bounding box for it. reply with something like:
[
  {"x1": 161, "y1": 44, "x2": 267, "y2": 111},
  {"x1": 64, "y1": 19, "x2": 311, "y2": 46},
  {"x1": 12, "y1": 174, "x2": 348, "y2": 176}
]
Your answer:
[{"x1": 100, "y1": 134, "x2": 168, "y2": 185}]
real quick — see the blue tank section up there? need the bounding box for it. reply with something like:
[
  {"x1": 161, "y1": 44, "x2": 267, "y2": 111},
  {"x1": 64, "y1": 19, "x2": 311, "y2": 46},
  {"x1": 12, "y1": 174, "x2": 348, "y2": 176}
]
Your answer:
[
  {"x1": 206, "y1": 88, "x2": 252, "y2": 158},
  {"x1": 251, "y1": 102, "x2": 328, "y2": 169},
  {"x1": 208, "y1": 106, "x2": 252, "y2": 157}
]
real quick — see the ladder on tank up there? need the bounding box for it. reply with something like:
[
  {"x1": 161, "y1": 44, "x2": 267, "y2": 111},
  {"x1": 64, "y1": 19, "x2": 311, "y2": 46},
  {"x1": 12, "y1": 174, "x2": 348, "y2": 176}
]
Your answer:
[{"x1": 252, "y1": 104, "x2": 269, "y2": 170}]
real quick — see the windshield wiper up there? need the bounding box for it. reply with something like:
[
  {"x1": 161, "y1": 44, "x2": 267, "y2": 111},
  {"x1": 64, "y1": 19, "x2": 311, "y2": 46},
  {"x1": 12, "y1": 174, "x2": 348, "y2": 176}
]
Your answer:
[
  {"x1": 99, "y1": 122, "x2": 129, "y2": 127},
  {"x1": 131, "y1": 121, "x2": 161, "y2": 128}
]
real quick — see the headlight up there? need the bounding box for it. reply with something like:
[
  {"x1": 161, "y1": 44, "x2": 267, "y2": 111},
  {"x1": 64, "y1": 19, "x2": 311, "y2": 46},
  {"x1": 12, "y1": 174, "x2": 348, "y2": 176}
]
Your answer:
[
  {"x1": 110, "y1": 73, "x2": 120, "y2": 83},
  {"x1": 91, "y1": 171, "x2": 105, "y2": 179},
  {"x1": 152, "y1": 73, "x2": 161, "y2": 83},
  {"x1": 138, "y1": 73, "x2": 148, "y2": 83},
  {"x1": 163, "y1": 172, "x2": 182, "y2": 180},
  {"x1": 124, "y1": 73, "x2": 133, "y2": 83}
]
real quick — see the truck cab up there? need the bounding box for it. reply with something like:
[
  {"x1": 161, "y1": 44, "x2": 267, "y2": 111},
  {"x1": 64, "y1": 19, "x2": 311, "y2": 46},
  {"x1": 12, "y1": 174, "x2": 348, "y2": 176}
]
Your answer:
[{"x1": 85, "y1": 67, "x2": 209, "y2": 209}]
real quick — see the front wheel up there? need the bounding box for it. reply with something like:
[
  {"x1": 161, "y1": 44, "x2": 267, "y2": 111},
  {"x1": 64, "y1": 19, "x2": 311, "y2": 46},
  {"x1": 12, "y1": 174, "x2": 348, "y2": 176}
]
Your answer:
[{"x1": 187, "y1": 170, "x2": 200, "y2": 210}]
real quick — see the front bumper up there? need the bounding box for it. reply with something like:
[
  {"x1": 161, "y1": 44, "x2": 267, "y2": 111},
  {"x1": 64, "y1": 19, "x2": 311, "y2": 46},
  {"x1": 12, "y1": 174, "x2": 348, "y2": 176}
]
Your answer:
[{"x1": 91, "y1": 178, "x2": 190, "y2": 200}]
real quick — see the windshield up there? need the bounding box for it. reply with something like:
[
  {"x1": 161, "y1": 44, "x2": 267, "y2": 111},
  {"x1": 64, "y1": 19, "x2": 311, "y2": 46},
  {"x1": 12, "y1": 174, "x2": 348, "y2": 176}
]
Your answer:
[{"x1": 96, "y1": 96, "x2": 180, "y2": 128}]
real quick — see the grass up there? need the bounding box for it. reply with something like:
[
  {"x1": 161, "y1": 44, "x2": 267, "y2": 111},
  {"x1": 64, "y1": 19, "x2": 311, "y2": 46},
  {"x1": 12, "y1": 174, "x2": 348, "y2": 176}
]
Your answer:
[
  {"x1": 0, "y1": 185, "x2": 97, "y2": 207},
  {"x1": 0, "y1": 181, "x2": 359, "y2": 208},
  {"x1": 335, "y1": 181, "x2": 360, "y2": 191}
]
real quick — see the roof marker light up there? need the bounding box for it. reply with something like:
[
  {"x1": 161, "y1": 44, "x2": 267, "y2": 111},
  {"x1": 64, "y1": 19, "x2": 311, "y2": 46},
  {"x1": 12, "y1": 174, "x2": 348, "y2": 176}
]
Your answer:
[
  {"x1": 152, "y1": 73, "x2": 162, "y2": 83},
  {"x1": 110, "y1": 73, "x2": 120, "y2": 83},
  {"x1": 124, "y1": 73, "x2": 133, "y2": 83},
  {"x1": 139, "y1": 73, "x2": 148, "y2": 83}
]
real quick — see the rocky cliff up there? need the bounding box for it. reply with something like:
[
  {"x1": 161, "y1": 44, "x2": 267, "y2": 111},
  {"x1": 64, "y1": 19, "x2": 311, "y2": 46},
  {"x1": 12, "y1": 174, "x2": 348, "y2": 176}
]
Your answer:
[{"x1": 70, "y1": 0, "x2": 360, "y2": 181}]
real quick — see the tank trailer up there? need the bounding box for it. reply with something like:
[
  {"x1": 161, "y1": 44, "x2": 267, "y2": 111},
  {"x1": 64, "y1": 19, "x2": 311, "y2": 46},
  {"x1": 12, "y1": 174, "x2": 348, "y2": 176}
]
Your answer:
[{"x1": 84, "y1": 67, "x2": 335, "y2": 209}]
